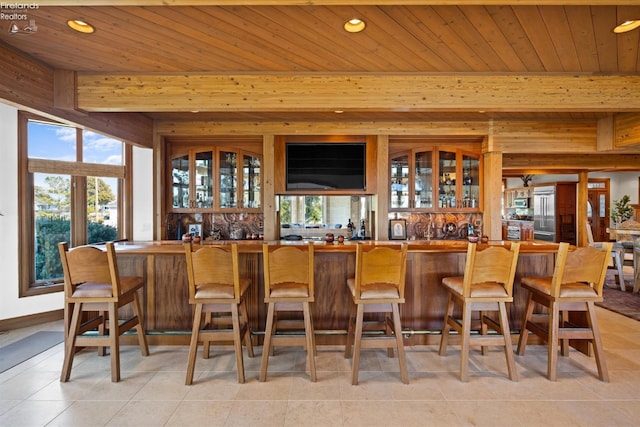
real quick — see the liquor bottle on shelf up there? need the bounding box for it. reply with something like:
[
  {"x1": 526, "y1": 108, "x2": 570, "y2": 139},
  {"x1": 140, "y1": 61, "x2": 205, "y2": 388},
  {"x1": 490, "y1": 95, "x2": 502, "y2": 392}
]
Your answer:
[
  {"x1": 346, "y1": 218, "x2": 354, "y2": 239},
  {"x1": 359, "y1": 219, "x2": 366, "y2": 239}
]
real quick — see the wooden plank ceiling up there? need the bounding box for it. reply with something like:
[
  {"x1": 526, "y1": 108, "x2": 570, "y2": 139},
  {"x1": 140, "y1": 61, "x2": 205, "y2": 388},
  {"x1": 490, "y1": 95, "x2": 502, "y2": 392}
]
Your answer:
[{"x1": 0, "y1": 1, "x2": 639, "y2": 122}]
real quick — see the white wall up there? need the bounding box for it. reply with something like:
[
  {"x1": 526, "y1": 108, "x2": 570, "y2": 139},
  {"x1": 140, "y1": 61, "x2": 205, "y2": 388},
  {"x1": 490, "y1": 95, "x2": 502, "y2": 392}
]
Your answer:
[
  {"x1": 133, "y1": 146, "x2": 154, "y2": 241},
  {"x1": 0, "y1": 103, "x2": 154, "y2": 321},
  {"x1": 0, "y1": 103, "x2": 62, "y2": 320}
]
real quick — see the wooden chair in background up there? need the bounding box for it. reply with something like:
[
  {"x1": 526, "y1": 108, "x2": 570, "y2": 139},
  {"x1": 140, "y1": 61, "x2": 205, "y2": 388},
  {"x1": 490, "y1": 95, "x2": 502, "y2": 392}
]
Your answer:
[
  {"x1": 260, "y1": 242, "x2": 316, "y2": 382},
  {"x1": 585, "y1": 220, "x2": 626, "y2": 291},
  {"x1": 58, "y1": 242, "x2": 149, "y2": 382},
  {"x1": 634, "y1": 237, "x2": 640, "y2": 293},
  {"x1": 184, "y1": 243, "x2": 254, "y2": 384},
  {"x1": 438, "y1": 242, "x2": 521, "y2": 382},
  {"x1": 344, "y1": 243, "x2": 409, "y2": 385},
  {"x1": 517, "y1": 242, "x2": 612, "y2": 381}
]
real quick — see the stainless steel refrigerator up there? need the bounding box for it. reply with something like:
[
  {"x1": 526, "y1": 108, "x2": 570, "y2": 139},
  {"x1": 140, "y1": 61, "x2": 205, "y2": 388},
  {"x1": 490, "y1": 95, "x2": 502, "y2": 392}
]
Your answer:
[{"x1": 533, "y1": 186, "x2": 556, "y2": 242}]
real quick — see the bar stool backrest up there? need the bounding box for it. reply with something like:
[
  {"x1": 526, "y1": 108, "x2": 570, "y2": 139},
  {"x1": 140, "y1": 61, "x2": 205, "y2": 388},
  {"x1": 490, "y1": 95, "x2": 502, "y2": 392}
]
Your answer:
[
  {"x1": 185, "y1": 244, "x2": 240, "y2": 303},
  {"x1": 59, "y1": 242, "x2": 120, "y2": 299},
  {"x1": 354, "y1": 244, "x2": 408, "y2": 300},
  {"x1": 462, "y1": 243, "x2": 520, "y2": 298},
  {"x1": 262, "y1": 243, "x2": 314, "y2": 301},
  {"x1": 551, "y1": 242, "x2": 612, "y2": 297}
]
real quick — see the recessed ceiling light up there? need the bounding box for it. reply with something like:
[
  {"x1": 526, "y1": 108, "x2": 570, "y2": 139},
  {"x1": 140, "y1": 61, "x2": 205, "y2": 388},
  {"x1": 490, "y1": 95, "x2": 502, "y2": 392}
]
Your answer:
[
  {"x1": 334, "y1": 110, "x2": 344, "y2": 114},
  {"x1": 67, "y1": 19, "x2": 95, "y2": 34},
  {"x1": 344, "y1": 18, "x2": 365, "y2": 33},
  {"x1": 613, "y1": 20, "x2": 640, "y2": 34}
]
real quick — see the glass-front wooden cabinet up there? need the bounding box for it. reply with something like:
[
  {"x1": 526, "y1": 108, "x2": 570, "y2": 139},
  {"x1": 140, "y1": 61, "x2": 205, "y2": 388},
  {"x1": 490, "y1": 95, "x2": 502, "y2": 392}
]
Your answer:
[
  {"x1": 390, "y1": 153, "x2": 410, "y2": 209},
  {"x1": 171, "y1": 149, "x2": 214, "y2": 210},
  {"x1": 242, "y1": 153, "x2": 261, "y2": 209},
  {"x1": 390, "y1": 146, "x2": 481, "y2": 212},
  {"x1": 169, "y1": 146, "x2": 261, "y2": 212},
  {"x1": 438, "y1": 149, "x2": 481, "y2": 209}
]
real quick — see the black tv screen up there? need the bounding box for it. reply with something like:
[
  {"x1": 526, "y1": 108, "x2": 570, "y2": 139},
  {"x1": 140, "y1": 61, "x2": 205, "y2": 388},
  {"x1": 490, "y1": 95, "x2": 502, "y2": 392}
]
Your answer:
[{"x1": 286, "y1": 143, "x2": 366, "y2": 190}]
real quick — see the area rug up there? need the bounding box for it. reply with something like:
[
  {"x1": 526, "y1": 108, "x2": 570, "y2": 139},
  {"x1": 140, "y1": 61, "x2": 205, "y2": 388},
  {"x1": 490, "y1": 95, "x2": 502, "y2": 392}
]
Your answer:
[
  {"x1": 597, "y1": 286, "x2": 640, "y2": 322},
  {"x1": 0, "y1": 331, "x2": 63, "y2": 373}
]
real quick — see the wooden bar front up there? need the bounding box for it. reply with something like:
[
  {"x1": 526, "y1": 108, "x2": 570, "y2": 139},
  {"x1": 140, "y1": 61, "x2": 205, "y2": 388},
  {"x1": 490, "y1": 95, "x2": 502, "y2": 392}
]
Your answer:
[{"x1": 114, "y1": 241, "x2": 557, "y2": 346}]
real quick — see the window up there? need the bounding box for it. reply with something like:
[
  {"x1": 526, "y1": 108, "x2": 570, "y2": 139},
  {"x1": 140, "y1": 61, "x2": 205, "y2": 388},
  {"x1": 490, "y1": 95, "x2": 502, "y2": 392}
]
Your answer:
[
  {"x1": 278, "y1": 195, "x2": 358, "y2": 227},
  {"x1": 19, "y1": 112, "x2": 130, "y2": 296}
]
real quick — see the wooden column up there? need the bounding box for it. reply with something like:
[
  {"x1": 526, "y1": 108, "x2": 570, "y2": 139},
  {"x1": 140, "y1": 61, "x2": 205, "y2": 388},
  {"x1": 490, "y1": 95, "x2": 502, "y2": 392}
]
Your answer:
[
  {"x1": 375, "y1": 135, "x2": 389, "y2": 241},
  {"x1": 262, "y1": 134, "x2": 276, "y2": 240},
  {"x1": 577, "y1": 171, "x2": 589, "y2": 247},
  {"x1": 482, "y1": 136, "x2": 504, "y2": 241}
]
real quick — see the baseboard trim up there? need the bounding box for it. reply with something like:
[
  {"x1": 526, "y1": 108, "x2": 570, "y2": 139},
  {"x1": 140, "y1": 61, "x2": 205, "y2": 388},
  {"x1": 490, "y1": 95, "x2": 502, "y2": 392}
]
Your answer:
[{"x1": 0, "y1": 309, "x2": 64, "y2": 332}]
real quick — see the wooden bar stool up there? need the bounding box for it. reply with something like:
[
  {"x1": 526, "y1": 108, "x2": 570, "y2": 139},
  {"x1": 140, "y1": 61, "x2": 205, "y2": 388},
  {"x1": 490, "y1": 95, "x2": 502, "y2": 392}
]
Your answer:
[
  {"x1": 184, "y1": 243, "x2": 254, "y2": 385},
  {"x1": 586, "y1": 220, "x2": 626, "y2": 291},
  {"x1": 260, "y1": 242, "x2": 316, "y2": 382},
  {"x1": 517, "y1": 242, "x2": 612, "y2": 381},
  {"x1": 344, "y1": 243, "x2": 409, "y2": 385},
  {"x1": 439, "y1": 242, "x2": 521, "y2": 382},
  {"x1": 58, "y1": 242, "x2": 149, "y2": 383}
]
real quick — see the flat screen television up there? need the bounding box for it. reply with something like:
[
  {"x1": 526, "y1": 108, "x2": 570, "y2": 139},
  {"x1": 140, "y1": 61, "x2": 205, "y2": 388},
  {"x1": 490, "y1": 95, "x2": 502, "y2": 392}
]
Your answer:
[{"x1": 286, "y1": 143, "x2": 366, "y2": 190}]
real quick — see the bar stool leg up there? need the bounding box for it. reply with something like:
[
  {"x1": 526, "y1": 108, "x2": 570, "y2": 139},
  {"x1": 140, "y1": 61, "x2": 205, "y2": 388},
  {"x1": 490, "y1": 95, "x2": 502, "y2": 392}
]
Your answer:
[
  {"x1": 185, "y1": 304, "x2": 203, "y2": 385},
  {"x1": 303, "y1": 302, "x2": 317, "y2": 382},
  {"x1": 259, "y1": 303, "x2": 276, "y2": 382},
  {"x1": 391, "y1": 303, "x2": 408, "y2": 384},
  {"x1": 108, "y1": 303, "x2": 121, "y2": 383},
  {"x1": 438, "y1": 294, "x2": 454, "y2": 356},
  {"x1": 459, "y1": 303, "x2": 472, "y2": 382},
  {"x1": 547, "y1": 302, "x2": 560, "y2": 381},
  {"x1": 240, "y1": 298, "x2": 254, "y2": 358},
  {"x1": 351, "y1": 304, "x2": 365, "y2": 385},
  {"x1": 344, "y1": 303, "x2": 356, "y2": 358},
  {"x1": 516, "y1": 292, "x2": 535, "y2": 355},
  {"x1": 498, "y1": 301, "x2": 518, "y2": 381},
  {"x1": 586, "y1": 301, "x2": 609, "y2": 382}
]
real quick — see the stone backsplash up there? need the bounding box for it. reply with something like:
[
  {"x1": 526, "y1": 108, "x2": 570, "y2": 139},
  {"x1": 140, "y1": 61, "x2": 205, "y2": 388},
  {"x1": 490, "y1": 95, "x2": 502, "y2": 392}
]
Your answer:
[
  {"x1": 390, "y1": 212, "x2": 484, "y2": 240},
  {"x1": 166, "y1": 211, "x2": 481, "y2": 241},
  {"x1": 166, "y1": 213, "x2": 264, "y2": 240}
]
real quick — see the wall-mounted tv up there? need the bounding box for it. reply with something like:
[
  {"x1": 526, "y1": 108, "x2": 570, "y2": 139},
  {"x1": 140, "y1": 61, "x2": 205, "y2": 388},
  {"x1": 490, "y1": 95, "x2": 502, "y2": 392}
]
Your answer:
[{"x1": 286, "y1": 143, "x2": 366, "y2": 191}]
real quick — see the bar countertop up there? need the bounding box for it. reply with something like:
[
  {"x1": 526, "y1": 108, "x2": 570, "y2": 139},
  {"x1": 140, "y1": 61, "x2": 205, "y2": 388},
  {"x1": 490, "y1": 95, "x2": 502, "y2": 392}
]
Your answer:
[
  {"x1": 110, "y1": 238, "x2": 562, "y2": 345},
  {"x1": 111, "y1": 239, "x2": 562, "y2": 255}
]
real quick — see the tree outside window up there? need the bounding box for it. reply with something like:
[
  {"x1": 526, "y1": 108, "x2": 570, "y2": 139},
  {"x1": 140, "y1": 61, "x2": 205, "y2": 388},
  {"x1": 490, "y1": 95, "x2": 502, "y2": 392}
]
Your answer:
[{"x1": 19, "y1": 112, "x2": 129, "y2": 296}]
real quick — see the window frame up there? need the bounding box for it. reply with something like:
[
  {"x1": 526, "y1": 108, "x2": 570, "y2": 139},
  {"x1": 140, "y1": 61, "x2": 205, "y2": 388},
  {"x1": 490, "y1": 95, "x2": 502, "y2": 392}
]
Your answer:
[{"x1": 18, "y1": 112, "x2": 132, "y2": 297}]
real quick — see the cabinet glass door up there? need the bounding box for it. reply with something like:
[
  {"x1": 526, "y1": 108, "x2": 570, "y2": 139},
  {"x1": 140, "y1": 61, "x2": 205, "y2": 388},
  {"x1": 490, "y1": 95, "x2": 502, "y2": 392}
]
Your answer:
[
  {"x1": 461, "y1": 154, "x2": 480, "y2": 208},
  {"x1": 194, "y1": 151, "x2": 213, "y2": 208},
  {"x1": 390, "y1": 154, "x2": 409, "y2": 209},
  {"x1": 219, "y1": 150, "x2": 238, "y2": 208},
  {"x1": 171, "y1": 154, "x2": 190, "y2": 209},
  {"x1": 438, "y1": 150, "x2": 457, "y2": 208},
  {"x1": 414, "y1": 150, "x2": 433, "y2": 208},
  {"x1": 243, "y1": 154, "x2": 261, "y2": 209}
]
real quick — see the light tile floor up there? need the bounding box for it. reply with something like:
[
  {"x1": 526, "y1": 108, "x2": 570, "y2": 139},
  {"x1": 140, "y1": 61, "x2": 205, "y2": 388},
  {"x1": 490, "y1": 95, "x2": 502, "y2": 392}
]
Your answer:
[{"x1": 2, "y1": 278, "x2": 640, "y2": 426}]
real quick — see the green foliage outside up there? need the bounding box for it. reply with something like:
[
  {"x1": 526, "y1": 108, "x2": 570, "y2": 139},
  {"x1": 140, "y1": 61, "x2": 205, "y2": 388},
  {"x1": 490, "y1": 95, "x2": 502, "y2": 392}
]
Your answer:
[
  {"x1": 33, "y1": 175, "x2": 118, "y2": 283},
  {"x1": 34, "y1": 216, "x2": 117, "y2": 282},
  {"x1": 279, "y1": 196, "x2": 323, "y2": 225},
  {"x1": 305, "y1": 196, "x2": 322, "y2": 224},
  {"x1": 34, "y1": 176, "x2": 116, "y2": 217},
  {"x1": 611, "y1": 195, "x2": 633, "y2": 224},
  {"x1": 280, "y1": 198, "x2": 291, "y2": 224}
]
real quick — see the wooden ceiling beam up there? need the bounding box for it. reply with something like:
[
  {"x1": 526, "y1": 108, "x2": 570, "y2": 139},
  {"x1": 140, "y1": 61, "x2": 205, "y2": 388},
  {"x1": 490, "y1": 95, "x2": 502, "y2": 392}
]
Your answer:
[
  {"x1": 503, "y1": 153, "x2": 640, "y2": 172},
  {"x1": 35, "y1": 1, "x2": 640, "y2": 6},
  {"x1": 0, "y1": 43, "x2": 153, "y2": 148},
  {"x1": 76, "y1": 73, "x2": 640, "y2": 113}
]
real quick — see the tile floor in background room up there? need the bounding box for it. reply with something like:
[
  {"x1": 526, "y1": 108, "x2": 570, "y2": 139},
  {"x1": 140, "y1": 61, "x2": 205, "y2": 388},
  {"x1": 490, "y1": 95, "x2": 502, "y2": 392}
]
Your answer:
[{"x1": 1, "y1": 269, "x2": 640, "y2": 426}]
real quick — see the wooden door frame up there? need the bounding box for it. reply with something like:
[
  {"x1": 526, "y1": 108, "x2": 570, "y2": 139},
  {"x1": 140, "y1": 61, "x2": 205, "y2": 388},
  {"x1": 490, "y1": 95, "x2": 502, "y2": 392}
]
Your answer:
[{"x1": 587, "y1": 178, "x2": 611, "y2": 243}]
